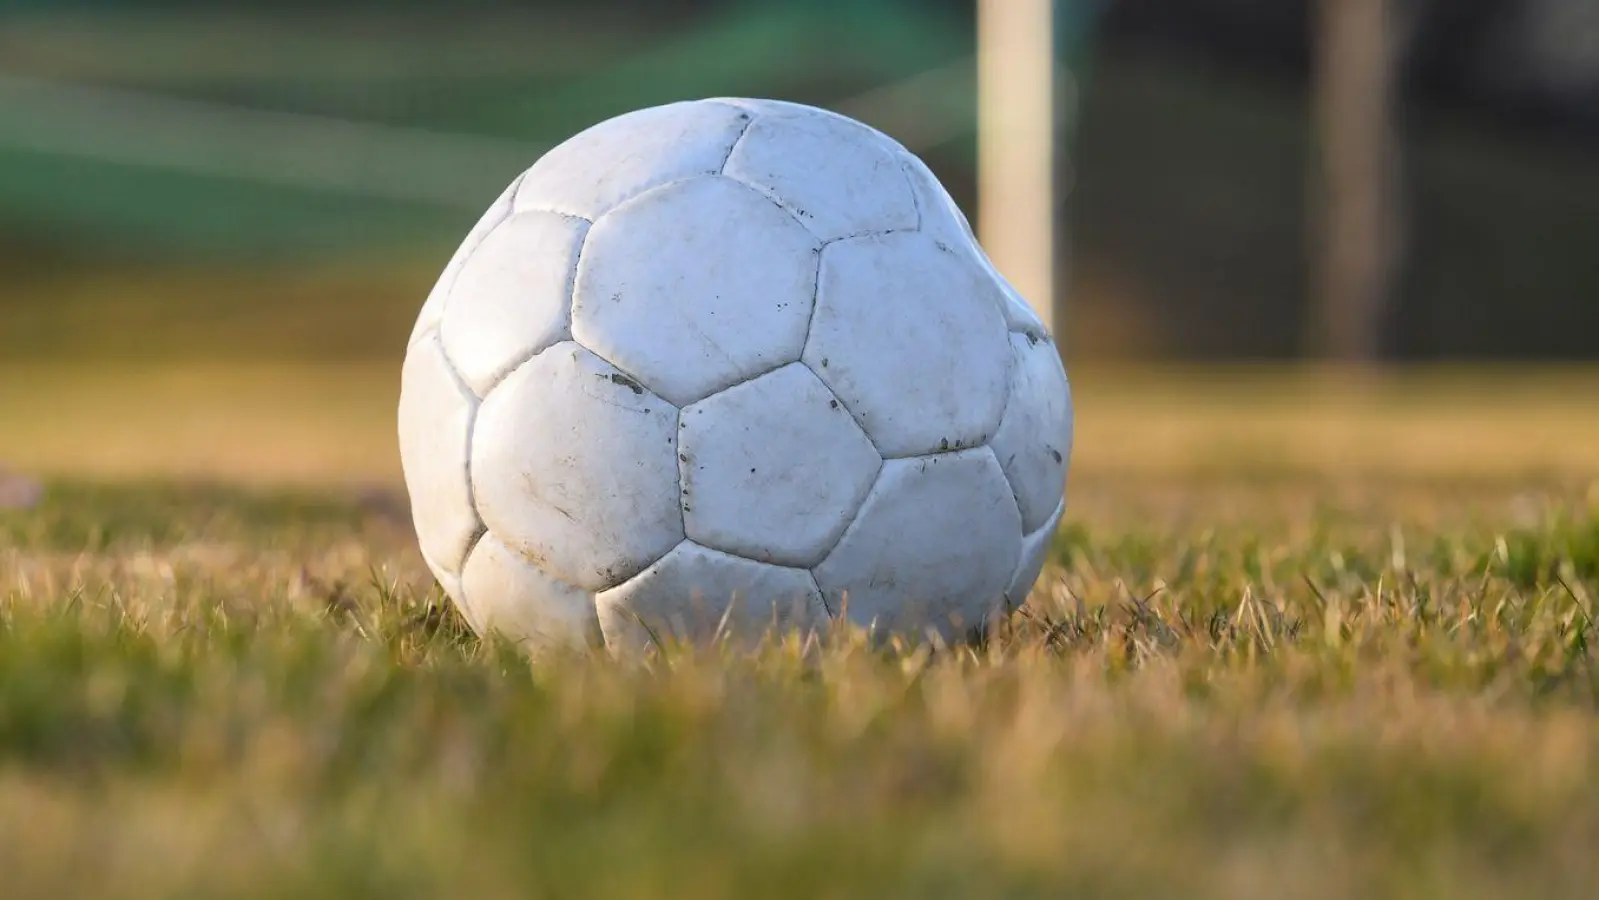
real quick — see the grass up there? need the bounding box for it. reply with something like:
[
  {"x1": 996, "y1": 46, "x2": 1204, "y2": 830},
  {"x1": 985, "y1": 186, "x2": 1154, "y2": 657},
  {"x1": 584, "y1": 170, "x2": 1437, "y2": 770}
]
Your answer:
[{"x1": 3, "y1": 366, "x2": 1599, "y2": 898}]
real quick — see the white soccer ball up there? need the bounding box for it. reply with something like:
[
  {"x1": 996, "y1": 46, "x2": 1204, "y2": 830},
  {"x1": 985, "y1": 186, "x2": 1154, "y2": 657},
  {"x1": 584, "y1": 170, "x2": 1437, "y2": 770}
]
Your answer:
[{"x1": 399, "y1": 98, "x2": 1072, "y2": 654}]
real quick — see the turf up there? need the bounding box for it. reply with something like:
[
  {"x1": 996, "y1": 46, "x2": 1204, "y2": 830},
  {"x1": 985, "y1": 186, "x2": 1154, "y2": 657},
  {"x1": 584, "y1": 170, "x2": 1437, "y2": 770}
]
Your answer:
[{"x1": 3, "y1": 367, "x2": 1599, "y2": 898}]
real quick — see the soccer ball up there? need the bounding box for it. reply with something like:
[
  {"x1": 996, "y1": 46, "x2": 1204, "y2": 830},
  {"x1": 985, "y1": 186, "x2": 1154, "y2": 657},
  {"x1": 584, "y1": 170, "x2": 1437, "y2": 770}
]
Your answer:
[{"x1": 399, "y1": 98, "x2": 1072, "y2": 654}]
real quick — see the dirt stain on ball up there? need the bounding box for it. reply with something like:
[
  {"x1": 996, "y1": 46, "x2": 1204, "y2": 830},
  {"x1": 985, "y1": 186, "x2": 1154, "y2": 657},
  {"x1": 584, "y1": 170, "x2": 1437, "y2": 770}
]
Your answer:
[{"x1": 606, "y1": 373, "x2": 645, "y2": 395}]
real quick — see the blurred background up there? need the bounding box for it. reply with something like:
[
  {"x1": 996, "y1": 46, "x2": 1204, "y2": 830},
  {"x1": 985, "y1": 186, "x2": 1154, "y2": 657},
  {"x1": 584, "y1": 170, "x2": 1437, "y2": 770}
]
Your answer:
[{"x1": 1, "y1": 0, "x2": 1596, "y2": 486}]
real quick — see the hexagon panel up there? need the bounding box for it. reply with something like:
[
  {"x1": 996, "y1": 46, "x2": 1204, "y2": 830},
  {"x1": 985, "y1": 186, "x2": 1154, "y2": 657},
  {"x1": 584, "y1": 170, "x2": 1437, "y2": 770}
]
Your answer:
[
  {"x1": 572, "y1": 176, "x2": 821, "y2": 406},
  {"x1": 461, "y1": 532, "x2": 601, "y2": 654},
  {"x1": 989, "y1": 331, "x2": 1073, "y2": 533},
  {"x1": 984, "y1": 255, "x2": 1050, "y2": 335},
  {"x1": 595, "y1": 541, "x2": 824, "y2": 653},
  {"x1": 899, "y1": 151, "x2": 974, "y2": 248},
  {"x1": 1005, "y1": 499, "x2": 1064, "y2": 609},
  {"x1": 813, "y1": 448, "x2": 1023, "y2": 639},
  {"x1": 410, "y1": 173, "x2": 524, "y2": 349},
  {"x1": 722, "y1": 108, "x2": 917, "y2": 243},
  {"x1": 514, "y1": 101, "x2": 752, "y2": 221},
  {"x1": 398, "y1": 332, "x2": 482, "y2": 577},
  {"x1": 803, "y1": 231, "x2": 1011, "y2": 458},
  {"x1": 471, "y1": 341, "x2": 684, "y2": 592},
  {"x1": 679, "y1": 362, "x2": 880, "y2": 568},
  {"x1": 421, "y1": 547, "x2": 476, "y2": 633},
  {"x1": 899, "y1": 153, "x2": 1047, "y2": 337},
  {"x1": 440, "y1": 211, "x2": 590, "y2": 397}
]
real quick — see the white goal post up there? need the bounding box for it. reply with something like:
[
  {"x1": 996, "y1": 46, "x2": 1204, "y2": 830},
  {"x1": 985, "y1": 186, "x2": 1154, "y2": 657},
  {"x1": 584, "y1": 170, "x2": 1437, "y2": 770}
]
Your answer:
[{"x1": 976, "y1": 0, "x2": 1059, "y2": 336}]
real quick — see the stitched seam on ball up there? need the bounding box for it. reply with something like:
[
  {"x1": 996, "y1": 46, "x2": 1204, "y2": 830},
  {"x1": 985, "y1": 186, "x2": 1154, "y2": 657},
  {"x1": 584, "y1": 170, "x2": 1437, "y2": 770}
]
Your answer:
[
  {"x1": 1006, "y1": 501, "x2": 1062, "y2": 612},
  {"x1": 806, "y1": 570, "x2": 836, "y2": 621},
  {"x1": 675, "y1": 539, "x2": 825, "y2": 637},
  {"x1": 797, "y1": 247, "x2": 826, "y2": 378},
  {"x1": 809, "y1": 467, "x2": 893, "y2": 612},
  {"x1": 480, "y1": 538, "x2": 606, "y2": 650},
  {"x1": 529, "y1": 99, "x2": 761, "y2": 222},
  {"x1": 987, "y1": 441, "x2": 1028, "y2": 617},
  {"x1": 675, "y1": 406, "x2": 689, "y2": 547},
  {"x1": 552, "y1": 550, "x2": 608, "y2": 651},
  {"x1": 797, "y1": 357, "x2": 880, "y2": 459},
  {"x1": 865, "y1": 321, "x2": 1013, "y2": 462},
  {"x1": 818, "y1": 226, "x2": 917, "y2": 249},
  {"x1": 411, "y1": 324, "x2": 441, "y2": 353},
  {"x1": 418, "y1": 543, "x2": 458, "y2": 595},
  {"x1": 612, "y1": 537, "x2": 688, "y2": 604},
  {"x1": 513, "y1": 208, "x2": 594, "y2": 224},
  {"x1": 733, "y1": 185, "x2": 918, "y2": 246},
  {"x1": 717, "y1": 110, "x2": 757, "y2": 175},
  {"x1": 703, "y1": 97, "x2": 770, "y2": 119},
  {"x1": 988, "y1": 331, "x2": 1022, "y2": 448},
  {"x1": 807, "y1": 451, "x2": 882, "y2": 572},
  {"x1": 463, "y1": 457, "x2": 486, "y2": 556},
  {"x1": 461, "y1": 529, "x2": 488, "y2": 572},
  {"x1": 471, "y1": 345, "x2": 541, "y2": 405},
  {"x1": 678, "y1": 364, "x2": 865, "y2": 572},
  {"x1": 897, "y1": 155, "x2": 925, "y2": 232},
  {"x1": 681, "y1": 357, "x2": 797, "y2": 411},
  {"x1": 505, "y1": 168, "x2": 539, "y2": 214},
  {"x1": 585, "y1": 173, "x2": 735, "y2": 230},
  {"x1": 711, "y1": 109, "x2": 916, "y2": 245},
  {"x1": 436, "y1": 180, "x2": 533, "y2": 397},
  {"x1": 986, "y1": 438, "x2": 1031, "y2": 543},
  {"x1": 454, "y1": 528, "x2": 489, "y2": 628},
  {"x1": 680, "y1": 537, "x2": 812, "y2": 574},
  {"x1": 447, "y1": 367, "x2": 489, "y2": 550},
  {"x1": 878, "y1": 442, "x2": 989, "y2": 461},
  {"x1": 473, "y1": 219, "x2": 593, "y2": 402},
  {"x1": 440, "y1": 172, "x2": 528, "y2": 337},
  {"x1": 1035, "y1": 498, "x2": 1066, "y2": 542},
  {"x1": 434, "y1": 324, "x2": 479, "y2": 401},
  {"x1": 420, "y1": 330, "x2": 491, "y2": 560},
  {"x1": 717, "y1": 173, "x2": 824, "y2": 242},
  {"x1": 988, "y1": 350, "x2": 1028, "y2": 524},
  {"x1": 995, "y1": 466, "x2": 1039, "y2": 614}
]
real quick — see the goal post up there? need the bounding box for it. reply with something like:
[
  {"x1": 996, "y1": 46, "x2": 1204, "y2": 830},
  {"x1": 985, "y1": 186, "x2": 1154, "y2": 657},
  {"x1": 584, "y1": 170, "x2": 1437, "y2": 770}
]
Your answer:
[{"x1": 976, "y1": 0, "x2": 1059, "y2": 335}]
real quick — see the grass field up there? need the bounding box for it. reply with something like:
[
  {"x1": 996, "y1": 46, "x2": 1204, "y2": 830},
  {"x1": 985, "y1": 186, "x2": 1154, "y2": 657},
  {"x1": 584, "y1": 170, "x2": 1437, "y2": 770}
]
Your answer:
[{"x1": 3, "y1": 362, "x2": 1599, "y2": 898}]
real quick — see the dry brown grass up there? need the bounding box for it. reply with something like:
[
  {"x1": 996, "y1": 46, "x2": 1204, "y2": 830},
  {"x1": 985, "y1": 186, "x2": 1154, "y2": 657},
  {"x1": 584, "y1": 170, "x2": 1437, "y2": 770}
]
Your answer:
[{"x1": 2, "y1": 364, "x2": 1598, "y2": 898}]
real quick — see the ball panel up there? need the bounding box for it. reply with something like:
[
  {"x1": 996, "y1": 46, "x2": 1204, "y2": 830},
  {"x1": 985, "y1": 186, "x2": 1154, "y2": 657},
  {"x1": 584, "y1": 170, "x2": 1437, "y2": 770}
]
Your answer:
[
  {"x1": 984, "y1": 256, "x2": 1051, "y2": 336},
  {"x1": 471, "y1": 341, "x2": 684, "y2": 592},
  {"x1": 410, "y1": 173, "x2": 525, "y2": 350},
  {"x1": 514, "y1": 101, "x2": 752, "y2": 221},
  {"x1": 899, "y1": 151, "x2": 974, "y2": 246},
  {"x1": 900, "y1": 151, "x2": 1050, "y2": 338},
  {"x1": 441, "y1": 211, "x2": 590, "y2": 397},
  {"x1": 707, "y1": 98, "x2": 910, "y2": 155},
  {"x1": 679, "y1": 362, "x2": 881, "y2": 568},
  {"x1": 572, "y1": 175, "x2": 820, "y2": 406},
  {"x1": 722, "y1": 109, "x2": 917, "y2": 243},
  {"x1": 989, "y1": 332, "x2": 1073, "y2": 533},
  {"x1": 595, "y1": 541, "x2": 825, "y2": 653},
  {"x1": 803, "y1": 231, "x2": 1011, "y2": 458},
  {"x1": 812, "y1": 447, "x2": 1022, "y2": 640},
  {"x1": 461, "y1": 532, "x2": 601, "y2": 654},
  {"x1": 1005, "y1": 499, "x2": 1064, "y2": 609},
  {"x1": 397, "y1": 333, "x2": 482, "y2": 577},
  {"x1": 420, "y1": 544, "x2": 480, "y2": 634}
]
